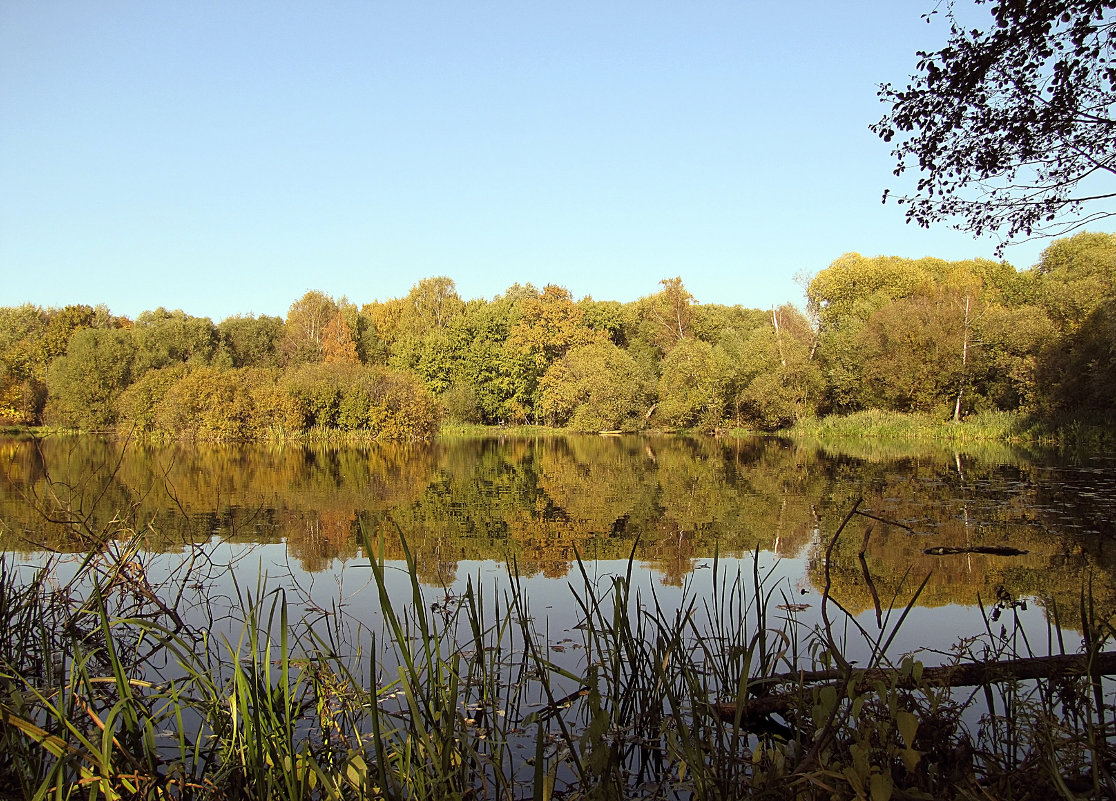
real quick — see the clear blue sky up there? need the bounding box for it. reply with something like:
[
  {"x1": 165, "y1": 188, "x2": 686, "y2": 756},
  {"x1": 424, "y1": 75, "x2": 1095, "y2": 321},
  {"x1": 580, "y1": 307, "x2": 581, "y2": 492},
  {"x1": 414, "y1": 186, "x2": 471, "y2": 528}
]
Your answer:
[{"x1": 0, "y1": 1, "x2": 1067, "y2": 322}]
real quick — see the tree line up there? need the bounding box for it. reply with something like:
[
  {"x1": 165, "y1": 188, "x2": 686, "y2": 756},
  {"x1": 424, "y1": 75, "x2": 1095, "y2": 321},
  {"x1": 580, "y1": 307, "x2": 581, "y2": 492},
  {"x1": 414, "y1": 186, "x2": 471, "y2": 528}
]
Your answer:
[{"x1": 1, "y1": 231, "x2": 1113, "y2": 439}]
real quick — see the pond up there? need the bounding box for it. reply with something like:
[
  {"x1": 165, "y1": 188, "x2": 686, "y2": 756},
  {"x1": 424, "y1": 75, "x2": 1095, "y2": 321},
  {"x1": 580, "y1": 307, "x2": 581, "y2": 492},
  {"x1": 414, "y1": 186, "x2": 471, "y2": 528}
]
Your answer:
[
  {"x1": 3, "y1": 433, "x2": 1114, "y2": 652},
  {"x1": 2, "y1": 433, "x2": 1114, "y2": 798}
]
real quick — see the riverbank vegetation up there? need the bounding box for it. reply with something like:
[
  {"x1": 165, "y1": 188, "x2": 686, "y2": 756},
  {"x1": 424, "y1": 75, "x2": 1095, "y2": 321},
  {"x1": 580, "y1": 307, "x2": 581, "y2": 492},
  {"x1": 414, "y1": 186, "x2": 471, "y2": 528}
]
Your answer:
[
  {"x1": 785, "y1": 410, "x2": 1116, "y2": 451},
  {"x1": 1, "y1": 505, "x2": 1112, "y2": 800},
  {"x1": 2, "y1": 232, "x2": 1114, "y2": 442}
]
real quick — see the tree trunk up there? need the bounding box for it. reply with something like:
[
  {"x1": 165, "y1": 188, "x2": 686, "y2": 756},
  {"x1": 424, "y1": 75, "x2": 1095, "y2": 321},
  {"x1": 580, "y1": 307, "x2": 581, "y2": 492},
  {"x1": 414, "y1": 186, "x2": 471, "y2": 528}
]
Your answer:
[{"x1": 954, "y1": 294, "x2": 971, "y2": 422}]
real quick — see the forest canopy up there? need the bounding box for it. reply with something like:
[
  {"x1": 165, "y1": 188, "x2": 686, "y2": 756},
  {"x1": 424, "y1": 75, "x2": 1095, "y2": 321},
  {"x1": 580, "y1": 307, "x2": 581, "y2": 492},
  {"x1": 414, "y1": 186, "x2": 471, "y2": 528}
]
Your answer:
[{"x1": 2, "y1": 233, "x2": 1115, "y2": 439}]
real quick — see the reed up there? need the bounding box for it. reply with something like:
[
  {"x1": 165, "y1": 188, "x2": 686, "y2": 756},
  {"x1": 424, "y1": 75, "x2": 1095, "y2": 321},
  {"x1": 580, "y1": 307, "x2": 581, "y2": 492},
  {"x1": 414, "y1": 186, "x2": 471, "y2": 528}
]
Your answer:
[
  {"x1": 786, "y1": 409, "x2": 1026, "y2": 443},
  {"x1": 0, "y1": 512, "x2": 1112, "y2": 799},
  {"x1": 437, "y1": 423, "x2": 567, "y2": 439},
  {"x1": 786, "y1": 408, "x2": 1116, "y2": 451}
]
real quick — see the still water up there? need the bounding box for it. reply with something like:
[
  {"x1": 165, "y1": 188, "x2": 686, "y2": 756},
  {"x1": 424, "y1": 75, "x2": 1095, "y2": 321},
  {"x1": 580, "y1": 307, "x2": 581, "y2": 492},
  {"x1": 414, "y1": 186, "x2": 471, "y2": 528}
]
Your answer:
[{"x1": 2, "y1": 433, "x2": 1114, "y2": 664}]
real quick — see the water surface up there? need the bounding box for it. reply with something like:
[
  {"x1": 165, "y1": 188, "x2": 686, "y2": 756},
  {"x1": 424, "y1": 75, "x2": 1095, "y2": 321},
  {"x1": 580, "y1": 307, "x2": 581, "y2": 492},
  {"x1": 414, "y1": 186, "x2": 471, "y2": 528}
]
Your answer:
[{"x1": 2, "y1": 433, "x2": 1114, "y2": 658}]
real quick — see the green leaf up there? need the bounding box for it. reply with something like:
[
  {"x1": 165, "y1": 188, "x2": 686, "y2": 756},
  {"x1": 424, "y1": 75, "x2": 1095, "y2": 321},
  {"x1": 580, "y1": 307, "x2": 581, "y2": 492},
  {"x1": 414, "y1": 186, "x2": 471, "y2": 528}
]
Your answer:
[
  {"x1": 896, "y1": 709, "x2": 919, "y2": 747},
  {"x1": 870, "y1": 771, "x2": 894, "y2": 801}
]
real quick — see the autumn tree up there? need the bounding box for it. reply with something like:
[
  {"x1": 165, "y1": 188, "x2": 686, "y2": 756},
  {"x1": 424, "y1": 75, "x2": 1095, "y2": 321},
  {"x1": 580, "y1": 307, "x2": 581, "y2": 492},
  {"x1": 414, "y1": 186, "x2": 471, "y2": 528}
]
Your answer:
[
  {"x1": 0, "y1": 305, "x2": 47, "y2": 422},
  {"x1": 283, "y1": 291, "x2": 339, "y2": 364},
  {"x1": 359, "y1": 297, "x2": 405, "y2": 364},
  {"x1": 400, "y1": 276, "x2": 466, "y2": 335},
  {"x1": 115, "y1": 365, "x2": 189, "y2": 432},
  {"x1": 1, "y1": 303, "x2": 107, "y2": 422},
  {"x1": 321, "y1": 312, "x2": 360, "y2": 364},
  {"x1": 855, "y1": 289, "x2": 975, "y2": 414},
  {"x1": 40, "y1": 305, "x2": 98, "y2": 365},
  {"x1": 874, "y1": 0, "x2": 1116, "y2": 247},
  {"x1": 506, "y1": 285, "x2": 603, "y2": 370},
  {"x1": 500, "y1": 285, "x2": 604, "y2": 420}
]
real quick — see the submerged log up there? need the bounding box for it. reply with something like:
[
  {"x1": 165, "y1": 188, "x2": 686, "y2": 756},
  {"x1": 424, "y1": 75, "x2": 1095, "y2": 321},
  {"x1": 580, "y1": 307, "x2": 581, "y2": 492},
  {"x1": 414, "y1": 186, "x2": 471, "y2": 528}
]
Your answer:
[
  {"x1": 924, "y1": 545, "x2": 1029, "y2": 556},
  {"x1": 712, "y1": 650, "x2": 1116, "y2": 722}
]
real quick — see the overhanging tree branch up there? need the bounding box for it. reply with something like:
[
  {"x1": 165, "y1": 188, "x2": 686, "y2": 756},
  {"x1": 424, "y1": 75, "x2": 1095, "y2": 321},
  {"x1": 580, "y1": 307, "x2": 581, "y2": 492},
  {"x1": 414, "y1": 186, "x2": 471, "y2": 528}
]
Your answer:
[{"x1": 875, "y1": 0, "x2": 1116, "y2": 252}]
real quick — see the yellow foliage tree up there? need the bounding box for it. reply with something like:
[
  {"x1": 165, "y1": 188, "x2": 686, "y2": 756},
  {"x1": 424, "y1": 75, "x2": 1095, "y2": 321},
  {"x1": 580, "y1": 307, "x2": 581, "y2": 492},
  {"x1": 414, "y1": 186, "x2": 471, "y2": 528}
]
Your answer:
[{"x1": 321, "y1": 312, "x2": 360, "y2": 364}]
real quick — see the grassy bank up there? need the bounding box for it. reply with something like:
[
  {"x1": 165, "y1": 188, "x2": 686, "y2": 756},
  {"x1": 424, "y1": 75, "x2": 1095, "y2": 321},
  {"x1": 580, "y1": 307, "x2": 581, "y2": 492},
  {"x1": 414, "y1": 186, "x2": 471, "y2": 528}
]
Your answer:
[
  {"x1": 783, "y1": 409, "x2": 1116, "y2": 451},
  {"x1": 1, "y1": 510, "x2": 1113, "y2": 800},
  {"x1": 438, "y1": 422, "x2": 569, "y2": 439}
]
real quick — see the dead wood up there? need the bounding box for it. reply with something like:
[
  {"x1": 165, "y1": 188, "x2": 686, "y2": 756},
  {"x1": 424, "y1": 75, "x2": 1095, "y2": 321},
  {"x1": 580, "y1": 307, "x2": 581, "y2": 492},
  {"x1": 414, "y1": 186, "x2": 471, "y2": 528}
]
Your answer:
[
  {"x1": 712, "y1": 650, "x2": 1116, "y2": 723},
  {"x1": 924, "y1": 545, "x2": 1029, "y2": 556}
]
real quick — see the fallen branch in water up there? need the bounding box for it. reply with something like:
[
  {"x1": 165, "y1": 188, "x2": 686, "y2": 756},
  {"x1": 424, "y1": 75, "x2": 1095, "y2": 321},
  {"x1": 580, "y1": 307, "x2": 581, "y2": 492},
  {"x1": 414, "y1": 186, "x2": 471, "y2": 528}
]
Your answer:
[
  {"x1": 712, "y1": 650, "x2": 1116, "y2": 723},
  {"x1": 924, "y1": 545, "x2": 1029, "y2": 556}
]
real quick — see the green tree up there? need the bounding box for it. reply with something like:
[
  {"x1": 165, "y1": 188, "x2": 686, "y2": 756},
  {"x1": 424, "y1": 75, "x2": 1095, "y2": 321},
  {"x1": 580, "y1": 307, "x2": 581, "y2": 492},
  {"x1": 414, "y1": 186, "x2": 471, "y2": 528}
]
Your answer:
[
  {"x1": 718, "y1": 305, "x2": 823, "y2": 430},
  {"x1": 387, "y1": 278, "x2": 467, "y2": 379},
  {"x1": 439, "y1": 381, "x2": 484, "y2": 424},
  {"x1": 537, "y1": 341, "x2": 654, "y2": 431},
  {"x1": 1036, "y1": 298, "x2": 1116, "y2": 414},
  {"x1": 1035, "y1": 231, "x2": 1116, "y2": 332},
  {"x1": 656, "y1": 338, "x2": 720, "y2": 430},
  {"x1": 808, "y1": 253, "x2": 935, "y2": 334},
  {"x1": 217, "y1": 315, "x2": 284, "y2": 368},
  {"x1": 131, "y1": 308, "x2": 219, "y2": 375},
  {"x1": 578, "y1": 298, "x2": 630, "y2": 346},
  {"x1": 45, "y1": 328, "x2": 136, "y2": 428},
  {"x1": 282, "y1": 363, "x2": 344, "y2": 428},
  {"x1": 691, "y1": 303, "x2": 768, "y2": 344},
  {"x1": 809, "y1": 252, "x2": 1036, "y2": 414},
  {"x1": 854, "y1": 290, "x2": 973, "y2": 414},
  {"x1": 970, "y1": 303, "x2": 1056, "y2": 410},
  {"x1": 809, "y1": 254, "x2": 935, "y2": 411},
  {"x1": 444, "y1": 290, "x2": 535, "y2": 423},
  {"x1": 334, "y1": 365, "x2": 441, "y2": 439}
]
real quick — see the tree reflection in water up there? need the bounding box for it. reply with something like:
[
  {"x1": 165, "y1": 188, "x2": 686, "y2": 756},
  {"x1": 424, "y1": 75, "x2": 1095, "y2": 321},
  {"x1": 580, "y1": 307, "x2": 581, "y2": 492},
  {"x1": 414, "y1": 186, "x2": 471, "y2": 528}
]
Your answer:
[{"x1": 1, "y1": 433, "x2": 1113, "y2": 628}]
